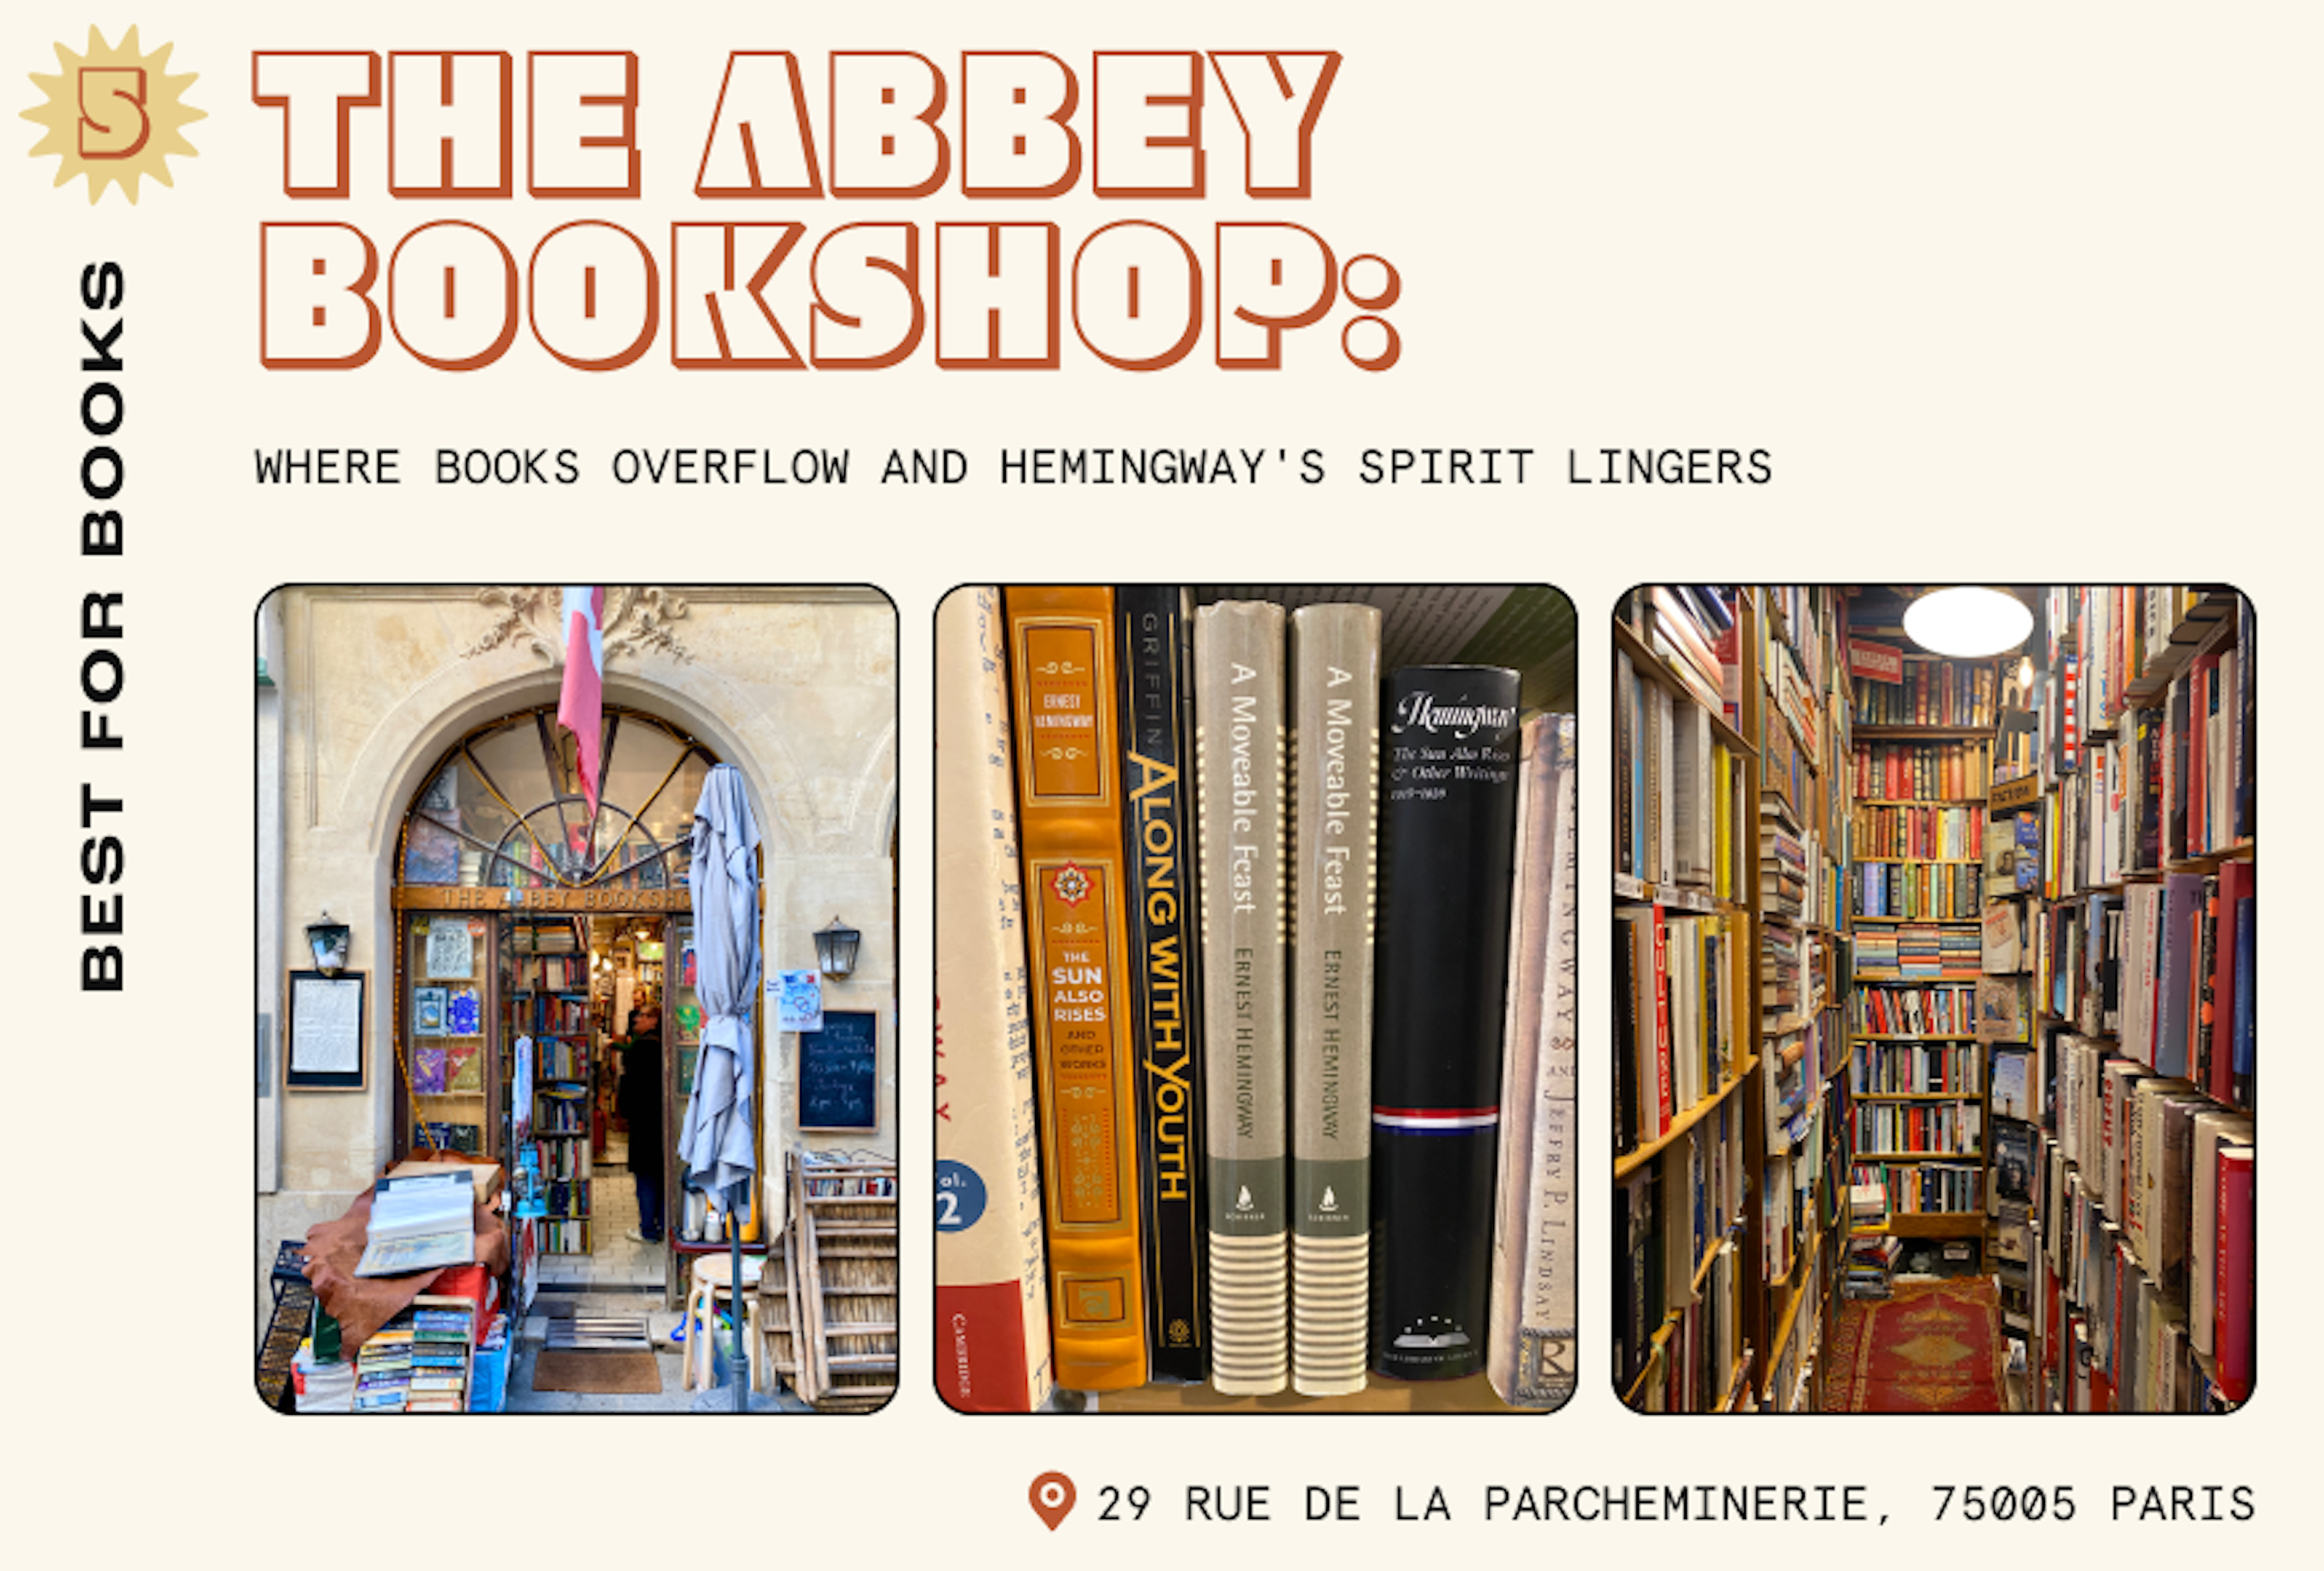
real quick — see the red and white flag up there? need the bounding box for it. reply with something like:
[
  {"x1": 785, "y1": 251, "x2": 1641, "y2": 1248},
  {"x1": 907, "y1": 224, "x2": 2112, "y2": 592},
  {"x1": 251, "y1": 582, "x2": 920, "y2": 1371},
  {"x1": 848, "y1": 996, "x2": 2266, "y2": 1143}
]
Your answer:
[{"x1": 557, "y1": 587, "x2": 606, "y2": 814}]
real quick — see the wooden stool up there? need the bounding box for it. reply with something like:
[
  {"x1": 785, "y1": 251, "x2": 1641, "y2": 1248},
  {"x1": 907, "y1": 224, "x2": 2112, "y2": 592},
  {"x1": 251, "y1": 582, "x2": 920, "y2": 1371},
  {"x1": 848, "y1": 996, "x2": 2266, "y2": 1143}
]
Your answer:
[{"x1": 683, "y1": 1253, "x2": 766, "y2": 1392}]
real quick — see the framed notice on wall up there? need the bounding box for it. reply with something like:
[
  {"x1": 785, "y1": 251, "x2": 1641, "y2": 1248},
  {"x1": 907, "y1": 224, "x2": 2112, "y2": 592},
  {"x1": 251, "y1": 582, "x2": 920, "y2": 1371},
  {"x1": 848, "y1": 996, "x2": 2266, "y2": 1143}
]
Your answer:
[
  {"x1": 285, "y1": 969, "x2": 367, "y2": 1090},
  {"x1": 796, "y1": 1009, "x2": 878, "y2": 1133}
]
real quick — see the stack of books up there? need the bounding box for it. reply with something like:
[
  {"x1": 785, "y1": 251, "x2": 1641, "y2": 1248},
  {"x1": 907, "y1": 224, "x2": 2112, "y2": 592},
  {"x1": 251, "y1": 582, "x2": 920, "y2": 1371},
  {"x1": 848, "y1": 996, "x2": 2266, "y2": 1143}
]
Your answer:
[
  {"x1": 1844, "y1": 1184, "x2": 1899, "y2": 1299},
  {"x1": 406, "y1": 1297, "x2": 478, "y2": 1412},
  {"x1": 354, "y1": 1320, "x2": 416, "y2": 1412},
  {"x1": 353, "y1": 1293, "x2": 478, "y2": 1414}
]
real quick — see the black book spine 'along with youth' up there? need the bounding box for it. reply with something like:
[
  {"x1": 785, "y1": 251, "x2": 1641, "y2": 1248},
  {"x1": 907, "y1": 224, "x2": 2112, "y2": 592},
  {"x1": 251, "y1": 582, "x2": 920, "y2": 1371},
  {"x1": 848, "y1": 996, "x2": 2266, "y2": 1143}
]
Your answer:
[
  {"x1": 1117, "y1": 585, "x2": 1207, "y2": 1382},
  {"x1": 1370, "y1": 665, "x2": 1523, "y2": 1381}
]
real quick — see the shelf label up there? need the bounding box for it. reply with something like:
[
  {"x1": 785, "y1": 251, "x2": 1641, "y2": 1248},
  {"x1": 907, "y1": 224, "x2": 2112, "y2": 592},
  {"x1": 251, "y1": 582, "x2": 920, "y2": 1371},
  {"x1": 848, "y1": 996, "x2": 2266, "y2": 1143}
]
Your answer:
[{"x1": 1850, "y1": 637, "x2": 1903, "y2": 685}]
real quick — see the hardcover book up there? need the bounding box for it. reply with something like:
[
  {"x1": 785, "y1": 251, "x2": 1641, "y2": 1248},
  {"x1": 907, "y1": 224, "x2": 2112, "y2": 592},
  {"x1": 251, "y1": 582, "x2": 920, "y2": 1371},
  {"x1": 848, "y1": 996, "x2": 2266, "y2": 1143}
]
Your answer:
[
  {"x1": 1486, "y1": 714, "x2": 1579, "y2": 1409},
  {"x1": 1371, "y1": 664, "x2": 1522, "y2": 1381},
  {"x1": 1287, "y1": 603, "x2": 1381, "y2": 1396},
  {"x1": 934, "y1": 588, "x2": 1056, "y2": 1412},
  {"x1": 2214, "y1": 1144, "x2": 2254, "y2": 1404},
  {"x1": 1116, "y1": 585, "x2": 1207, "y2": 1382},
  {"x1": 1195, "y1": 600, "x2": 1290, "y2": 1396},
  {"x1": 1005, "y1": 586, "x2": 1149, "y2": 1392}
]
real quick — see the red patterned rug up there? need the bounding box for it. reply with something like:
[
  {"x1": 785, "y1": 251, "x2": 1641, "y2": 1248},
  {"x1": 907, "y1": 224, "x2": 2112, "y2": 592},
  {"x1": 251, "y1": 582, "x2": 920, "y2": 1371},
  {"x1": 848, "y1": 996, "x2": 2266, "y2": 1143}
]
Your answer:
[{"x1": 1822, "y1": 1277, "x2": 2006, "y2": 1413}]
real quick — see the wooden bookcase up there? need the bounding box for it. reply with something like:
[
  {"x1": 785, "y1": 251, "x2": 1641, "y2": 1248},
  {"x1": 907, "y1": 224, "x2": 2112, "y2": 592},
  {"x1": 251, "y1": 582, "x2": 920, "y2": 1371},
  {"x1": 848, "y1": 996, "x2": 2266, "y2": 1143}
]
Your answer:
[
  {"x1": 398, "y1": 910, "x2": 499, "y2": 1162},
  {"x1": 1842, "y1": 662, "x2": 1997, "y2": 1257},
  {"x1": 1613, "y1": 587, "x2": 1853, "y2": 1413},
  {"x1": 1751, "y1": 590, "x2": 1852, "y2": 1414},
  {"x1": 509, "y1": 915, "x2": 593, "y2": 1255},
  {"x1": 2025, "y1": 587, "x2": 2254, "y2": 1412}
]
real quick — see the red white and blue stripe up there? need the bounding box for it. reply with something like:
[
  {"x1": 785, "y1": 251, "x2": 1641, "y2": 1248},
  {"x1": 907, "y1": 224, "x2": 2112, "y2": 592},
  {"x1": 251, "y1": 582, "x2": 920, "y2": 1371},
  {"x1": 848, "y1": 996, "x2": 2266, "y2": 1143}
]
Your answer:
[{"x1": 1373, "y1": 1105, "x2": 1499, "y2": 1135}]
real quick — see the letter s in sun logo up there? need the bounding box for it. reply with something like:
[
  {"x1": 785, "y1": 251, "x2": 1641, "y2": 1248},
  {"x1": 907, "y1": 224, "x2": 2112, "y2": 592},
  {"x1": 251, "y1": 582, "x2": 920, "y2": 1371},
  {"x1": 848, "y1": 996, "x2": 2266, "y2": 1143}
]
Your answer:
[
  {"x1": 25, "y1": 27, "x2": 205, "y2": 203},
  {"x1": 77, "y1": 67, "x2": 150, "y2": 159}
]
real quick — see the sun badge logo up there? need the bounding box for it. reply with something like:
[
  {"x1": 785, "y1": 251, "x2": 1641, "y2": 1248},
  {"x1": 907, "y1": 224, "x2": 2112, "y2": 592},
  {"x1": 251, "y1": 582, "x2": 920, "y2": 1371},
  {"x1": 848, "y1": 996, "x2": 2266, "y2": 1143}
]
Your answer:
[
  {"x1": 22, "y1": 26, "x2": 204, "y2": 203},
  {"x1": 1050, "y1": 863, "x2": 1091, "y2": 906}
]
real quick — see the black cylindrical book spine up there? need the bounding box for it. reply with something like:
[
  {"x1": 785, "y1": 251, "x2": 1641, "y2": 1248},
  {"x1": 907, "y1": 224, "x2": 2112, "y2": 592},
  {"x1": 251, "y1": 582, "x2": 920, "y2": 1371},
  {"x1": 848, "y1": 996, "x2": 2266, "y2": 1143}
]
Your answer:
[{"x1": 1370, "y1": 665, "x2": 1522, "y2": 1380}]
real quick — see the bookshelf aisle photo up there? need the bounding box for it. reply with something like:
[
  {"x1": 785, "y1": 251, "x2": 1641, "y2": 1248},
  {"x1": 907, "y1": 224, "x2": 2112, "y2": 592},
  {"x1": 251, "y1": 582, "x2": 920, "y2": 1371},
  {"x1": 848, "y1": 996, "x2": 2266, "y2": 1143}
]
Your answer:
[
  {"x1": 936, "y1": 586, "x2": 1579, "y2": 1414},
  {"x1": 1613, "y1": 587, "x2": 2254, "y2": 1414}
]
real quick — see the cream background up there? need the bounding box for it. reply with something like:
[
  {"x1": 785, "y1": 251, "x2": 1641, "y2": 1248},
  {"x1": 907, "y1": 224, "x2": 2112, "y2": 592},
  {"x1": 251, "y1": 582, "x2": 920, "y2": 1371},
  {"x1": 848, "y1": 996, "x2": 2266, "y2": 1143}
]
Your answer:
[{"x1": 3, "y1": 2, "x2": 2316, "y2": 1567}]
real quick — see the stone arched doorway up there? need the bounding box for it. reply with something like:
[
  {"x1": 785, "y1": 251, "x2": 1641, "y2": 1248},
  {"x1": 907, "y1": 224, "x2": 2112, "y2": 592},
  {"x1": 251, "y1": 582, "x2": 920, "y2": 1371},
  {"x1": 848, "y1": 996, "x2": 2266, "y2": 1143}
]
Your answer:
[{"x1": 388, "y1": 699, "x2": 750, "y2": 1299}]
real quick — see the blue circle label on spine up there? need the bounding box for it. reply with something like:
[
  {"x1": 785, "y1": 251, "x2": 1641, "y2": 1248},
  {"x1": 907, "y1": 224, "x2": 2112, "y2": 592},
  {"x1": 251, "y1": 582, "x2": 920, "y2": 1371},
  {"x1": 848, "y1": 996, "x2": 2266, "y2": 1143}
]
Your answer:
[{"x1": 933, "y1": 1159, "x2": 986, "y2": 1231}]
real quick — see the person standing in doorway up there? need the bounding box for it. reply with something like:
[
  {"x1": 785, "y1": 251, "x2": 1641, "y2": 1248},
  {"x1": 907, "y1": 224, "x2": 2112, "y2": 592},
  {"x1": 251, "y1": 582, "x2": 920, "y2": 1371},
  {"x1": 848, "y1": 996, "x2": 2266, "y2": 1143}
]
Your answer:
[{"x1": 618, "y1": 1004, "x2": 665, "y2": 1244}]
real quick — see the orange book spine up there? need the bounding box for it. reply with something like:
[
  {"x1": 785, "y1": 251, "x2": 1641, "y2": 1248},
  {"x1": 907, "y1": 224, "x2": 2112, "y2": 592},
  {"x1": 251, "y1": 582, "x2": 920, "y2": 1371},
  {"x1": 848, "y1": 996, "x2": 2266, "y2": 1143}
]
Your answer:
[{"x1": 1005, "y1": 587, "x2": 1149, "y2": 1391}]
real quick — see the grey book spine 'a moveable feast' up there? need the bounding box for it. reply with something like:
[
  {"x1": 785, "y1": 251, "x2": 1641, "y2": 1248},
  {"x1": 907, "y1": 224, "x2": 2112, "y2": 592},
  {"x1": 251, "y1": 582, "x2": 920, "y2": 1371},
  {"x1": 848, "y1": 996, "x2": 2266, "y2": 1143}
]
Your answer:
[
  {"x1": 1195, "y1": 601, "x2": 1290, "y2": 1396},
  {"x1": 1288, "y1": 604, "x2": 1381, "y2": 1397}
]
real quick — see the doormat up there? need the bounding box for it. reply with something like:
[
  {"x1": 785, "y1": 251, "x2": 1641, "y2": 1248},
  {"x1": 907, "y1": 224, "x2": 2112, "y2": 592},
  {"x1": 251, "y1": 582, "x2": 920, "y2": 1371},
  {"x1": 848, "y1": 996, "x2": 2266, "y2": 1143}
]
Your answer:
[
  {"x1": 531, "y1": 1351, "x2": 663, "y2": 1395},
  {"x1": 1822, "y1": 1276, "x2": 2004, "y2": 1413}
]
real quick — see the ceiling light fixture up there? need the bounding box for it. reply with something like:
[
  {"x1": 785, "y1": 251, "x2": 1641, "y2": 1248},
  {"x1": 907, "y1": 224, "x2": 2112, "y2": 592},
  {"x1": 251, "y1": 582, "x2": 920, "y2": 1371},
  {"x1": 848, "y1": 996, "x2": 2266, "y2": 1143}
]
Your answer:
[{"x1": 1902, "y1": 586, "x2": 2032, "y2": 659}]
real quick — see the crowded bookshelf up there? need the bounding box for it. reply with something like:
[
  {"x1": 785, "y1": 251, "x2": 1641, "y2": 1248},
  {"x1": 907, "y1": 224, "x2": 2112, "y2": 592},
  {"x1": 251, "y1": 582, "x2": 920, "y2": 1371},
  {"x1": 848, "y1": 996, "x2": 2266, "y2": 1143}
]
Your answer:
[
  {"x1": 1613, "y1": 586, "x2": 2253, "y2": 1414},
  {"x1": 937, "y1": 585, "x2": 1578, "y2": 1413}
]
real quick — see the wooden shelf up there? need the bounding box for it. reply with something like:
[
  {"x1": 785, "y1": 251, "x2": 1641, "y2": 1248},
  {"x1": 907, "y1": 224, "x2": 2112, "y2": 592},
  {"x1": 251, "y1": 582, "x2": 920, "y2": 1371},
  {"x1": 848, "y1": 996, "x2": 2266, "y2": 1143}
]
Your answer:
[
  {"x1": 1854, "y1": 725, "x2": 1995, "y2": 740},
  {"x1": 1873, "y1": 1211, "x2": 1986, "y2": 1239},
  {"x1": 1614, "y1": 1056, "x2": 1760, "y2": 1180},
  {"x1": 1851, "y1": 1032, "x2": 1978, "y2": 1041},
  {"x1": 1849, "y1": 914, "x2": 1981, "y2": 923},
  {"x1": 2118, "y1": 588, "x2": 2240, "y2": 709},
  {"x1": 1612, "y1": 873, "x2": 1742, "y2": 915},
  {"x1": 1621, "y1": 1322, "x2": 1677, "y2": 1407},
  {"x1": 1854, "y1": 1090, "x2": 1983, "y2": 1102},
  {"x1": 1853, "y1": 971, "x2": 1980, "y2": 983},
  {"x1": 2166, "y1": 840, "x2": 2255, "y2": 875},
  {"x1": 1857, "y1": 1151, "x2": 1984, "y2": 1164},
  {"x1": 1856, "y1": 797, "x2": 1989, "y2": 806},
  {"x1": 1854, "y1": 857, "x2": 1983, "y2": 866}
]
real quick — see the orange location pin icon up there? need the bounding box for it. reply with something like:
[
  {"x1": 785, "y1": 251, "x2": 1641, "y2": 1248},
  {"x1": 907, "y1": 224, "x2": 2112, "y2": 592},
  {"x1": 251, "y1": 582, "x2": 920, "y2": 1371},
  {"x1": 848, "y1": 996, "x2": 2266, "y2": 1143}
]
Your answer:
[{"x1": 1029, "y1": 1472, "x2": 1076, "y2": 1531}]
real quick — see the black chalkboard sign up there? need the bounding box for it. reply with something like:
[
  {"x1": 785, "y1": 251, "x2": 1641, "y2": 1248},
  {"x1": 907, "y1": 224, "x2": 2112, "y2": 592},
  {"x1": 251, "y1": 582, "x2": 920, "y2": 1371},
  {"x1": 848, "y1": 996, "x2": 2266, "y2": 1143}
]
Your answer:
[{"x1": 796, "y1": 1010, "x2": 879, "y2": 1131}]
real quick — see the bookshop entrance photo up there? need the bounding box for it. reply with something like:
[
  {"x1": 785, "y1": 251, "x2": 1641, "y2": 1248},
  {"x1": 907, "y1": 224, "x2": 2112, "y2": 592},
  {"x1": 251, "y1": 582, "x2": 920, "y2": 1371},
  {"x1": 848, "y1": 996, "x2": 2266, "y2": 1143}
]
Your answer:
[
  {"x1": 1614, "y1": 586, "x2": 2254, "y2": 1415},
  {"x1": 257, "y1": 586, "x2": 899, "y2": 1415}
]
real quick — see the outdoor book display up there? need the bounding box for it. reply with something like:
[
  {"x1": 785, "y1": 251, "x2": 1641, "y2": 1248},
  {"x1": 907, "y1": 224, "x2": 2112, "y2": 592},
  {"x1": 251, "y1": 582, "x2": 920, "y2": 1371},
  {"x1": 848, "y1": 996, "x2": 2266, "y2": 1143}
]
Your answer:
[{"x1": 936, "y1": 585, "x2": 1577, "y2": 1412}]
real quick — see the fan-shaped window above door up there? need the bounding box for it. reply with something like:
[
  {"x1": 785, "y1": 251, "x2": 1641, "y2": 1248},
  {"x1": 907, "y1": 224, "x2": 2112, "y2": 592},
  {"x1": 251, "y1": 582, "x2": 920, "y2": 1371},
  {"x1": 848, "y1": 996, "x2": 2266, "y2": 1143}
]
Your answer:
[{"x1": 397, "y1": 703, "x2": 719, "y2": 895}]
